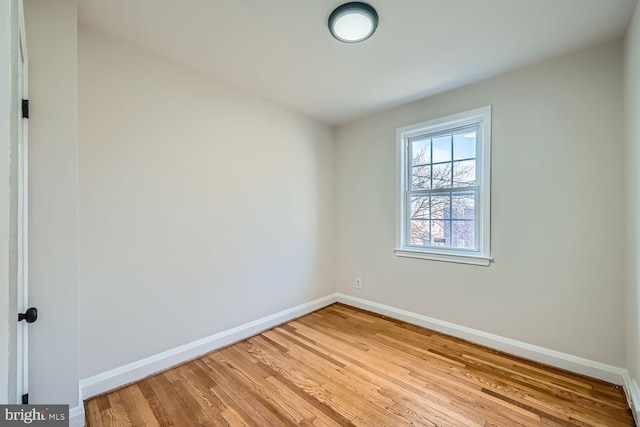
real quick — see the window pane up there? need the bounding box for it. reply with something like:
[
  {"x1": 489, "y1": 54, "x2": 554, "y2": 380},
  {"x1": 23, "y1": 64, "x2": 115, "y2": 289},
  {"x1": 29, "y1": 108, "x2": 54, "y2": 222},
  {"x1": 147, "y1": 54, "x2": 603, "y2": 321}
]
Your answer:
[
  {"x1": 432, "y1": 135, "x2": 451, "y2": 163},
  {"x1": 410, "y1": 196, "x2": 430, "y2": 220},
  {"x1": 453, "y1": 160, "x2": 476, "y2": 187},
  {"x1": 432, "y1": 162, "x2": 452, "y2": 189},
  {"x1": 453, "y1": 131, "x2": 476, "y2": 160},
  {"x1": 431, "y1": 220, "x2": 450, "y2": 247},
  {"x1": 411, "y1": 165, "x2": 431, "y2": 190},
  {"x1": 431, "y1": 194, "x2": 450, "y2": 220},
  {"x1": 410, "y1": 220, "x2": 430, "y2": 246},
  {"x1": 411, "y1": 139, "x2": 431, "y2": 165},
  {"x1": 452, "y1": 220, "x2": 475, "y2": 250},
  {"x1": 452, "y1": 193, "x2": 475, "y2": 220}
]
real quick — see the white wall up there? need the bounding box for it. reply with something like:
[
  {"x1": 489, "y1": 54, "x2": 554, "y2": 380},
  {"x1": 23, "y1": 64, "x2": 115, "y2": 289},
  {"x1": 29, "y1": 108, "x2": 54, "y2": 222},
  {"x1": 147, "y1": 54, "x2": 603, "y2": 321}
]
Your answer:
[
  {"x1": 0, "y1": 0, "x2": 9, "y2": 403},
  {"x1": 0, "y1": 0, "x2": 19, "y2": 404},
  {"x1": 625, "y1": 2, "x2": 640, "y2": 390},
  {"x1": 336, "y1": 42, "x2": 626, "y2": 366},
  {"x1": 24, "y1": 0, "x2": 80, "y2": 408},
  {"x1": 78, "y1": 27, "x2": 335, "y2": 378}
]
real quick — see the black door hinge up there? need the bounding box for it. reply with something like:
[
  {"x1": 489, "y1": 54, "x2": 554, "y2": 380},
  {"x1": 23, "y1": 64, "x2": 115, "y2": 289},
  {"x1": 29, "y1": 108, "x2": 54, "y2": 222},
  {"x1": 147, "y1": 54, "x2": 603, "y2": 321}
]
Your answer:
[
  {"x1": 21, "y1": 99, "x2": 29, "y2": 119},
  {"x1": 22, "y1": 393, "x2": 28, "y2": 404}
]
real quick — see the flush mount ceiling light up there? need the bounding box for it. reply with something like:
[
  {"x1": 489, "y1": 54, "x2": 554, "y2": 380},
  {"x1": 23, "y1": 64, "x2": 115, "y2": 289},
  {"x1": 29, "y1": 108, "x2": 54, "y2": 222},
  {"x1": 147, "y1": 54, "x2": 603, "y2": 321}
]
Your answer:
[{"x1": 328, "y1": 2, "x2": 378, "y2": 43}]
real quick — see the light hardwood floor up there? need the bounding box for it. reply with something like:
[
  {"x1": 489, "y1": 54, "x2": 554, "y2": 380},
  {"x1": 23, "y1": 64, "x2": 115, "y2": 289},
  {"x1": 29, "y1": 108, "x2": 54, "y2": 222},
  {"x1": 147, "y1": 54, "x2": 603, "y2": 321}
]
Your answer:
[{"x1": 85, "y1": 303, "x2": 634, "y2": 426}]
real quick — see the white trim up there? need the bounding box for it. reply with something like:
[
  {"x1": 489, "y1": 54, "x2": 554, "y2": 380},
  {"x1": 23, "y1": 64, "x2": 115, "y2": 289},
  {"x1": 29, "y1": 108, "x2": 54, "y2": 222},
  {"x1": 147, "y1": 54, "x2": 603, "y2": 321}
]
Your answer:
[
  {"x1": 77, "y1": 292, "x2": 635, "y2": 422},
  {"x1": 69, "y1": 404, "x2": 84, "y2": 427},
  {"x1": 68, "y1": 385, "x2": 84, "y2": 427},
  {"x1": 16, "y1": 0, "x2": 28, "y2": 401},
  {"x1": 623, "y1": 371, "x2": 640, "y2": 424},
  {"x1": 396, "y1": 106, "x2": 492, "y2": 263},
  {"x1": 394, "y1": 249, "x2": 492, "y2": 266},
  {"x1": 336, "y1": 293, "x2": 627, "y2": 385},
  {"x1": 79, "y1": 294, "x2": 338, "y2": 399}
]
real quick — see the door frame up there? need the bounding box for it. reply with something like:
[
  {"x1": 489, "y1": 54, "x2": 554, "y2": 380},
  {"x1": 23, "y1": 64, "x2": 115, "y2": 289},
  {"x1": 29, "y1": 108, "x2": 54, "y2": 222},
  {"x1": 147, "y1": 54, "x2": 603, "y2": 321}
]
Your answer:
[{"x1": 16, "y1": 0, "x2": 28, "y2": 404}]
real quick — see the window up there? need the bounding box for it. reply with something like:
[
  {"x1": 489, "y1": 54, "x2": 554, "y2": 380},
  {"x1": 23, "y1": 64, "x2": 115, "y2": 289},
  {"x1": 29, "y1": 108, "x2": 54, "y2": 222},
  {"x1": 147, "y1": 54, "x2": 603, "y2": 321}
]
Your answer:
[{"x1": 395, "y1": 106, "x2": 492, "y2": 266}]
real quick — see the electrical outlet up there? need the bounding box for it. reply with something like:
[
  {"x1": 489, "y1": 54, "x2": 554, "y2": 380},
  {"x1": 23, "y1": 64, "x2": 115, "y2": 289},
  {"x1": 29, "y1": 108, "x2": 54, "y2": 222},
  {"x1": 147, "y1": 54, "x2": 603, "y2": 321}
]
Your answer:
[{"x1": 355, "y1": 277, "x2": 362, "y2": 289}]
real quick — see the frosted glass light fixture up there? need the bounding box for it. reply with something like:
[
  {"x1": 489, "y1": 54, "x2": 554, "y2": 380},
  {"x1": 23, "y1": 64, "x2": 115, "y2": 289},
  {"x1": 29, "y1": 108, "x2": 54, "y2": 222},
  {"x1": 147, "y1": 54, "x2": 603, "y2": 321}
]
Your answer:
[{"x1": 328, "y1": 2, "x2": 378, "y2": 43}]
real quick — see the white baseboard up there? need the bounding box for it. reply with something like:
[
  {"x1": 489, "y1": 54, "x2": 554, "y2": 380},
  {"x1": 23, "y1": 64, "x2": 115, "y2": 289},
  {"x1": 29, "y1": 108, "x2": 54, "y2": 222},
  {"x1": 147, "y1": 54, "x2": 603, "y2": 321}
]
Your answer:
[
  {"x1": 80, "y1": 294, "x2": 338, "y2": 399},
  {"x1": 69, "y1": 404, "x2": 84, "y2": 427},
  {"x1": 623, "y1": 371, "x2": 640, "y2": 425},
  {"x1": 78, "y1": 291, "x2": 635, "y2": 424},
  {"x1": 336, "y1": 293, "x2": 627, "y2": 386}
]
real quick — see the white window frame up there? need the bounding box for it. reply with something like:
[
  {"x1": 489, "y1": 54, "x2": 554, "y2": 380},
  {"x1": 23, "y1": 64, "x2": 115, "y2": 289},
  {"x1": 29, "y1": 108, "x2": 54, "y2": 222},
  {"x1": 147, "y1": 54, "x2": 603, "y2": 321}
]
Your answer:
[{"x1": 395, "y1": 106, "x2": 492, "y2": 266}]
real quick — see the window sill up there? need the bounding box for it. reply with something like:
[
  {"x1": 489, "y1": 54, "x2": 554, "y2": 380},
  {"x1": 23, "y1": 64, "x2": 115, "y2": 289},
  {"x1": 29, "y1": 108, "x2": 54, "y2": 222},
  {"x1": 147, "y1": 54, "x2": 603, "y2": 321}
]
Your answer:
[{"x1": 394, "y1": 249, "x2": 493, "y2": 266}]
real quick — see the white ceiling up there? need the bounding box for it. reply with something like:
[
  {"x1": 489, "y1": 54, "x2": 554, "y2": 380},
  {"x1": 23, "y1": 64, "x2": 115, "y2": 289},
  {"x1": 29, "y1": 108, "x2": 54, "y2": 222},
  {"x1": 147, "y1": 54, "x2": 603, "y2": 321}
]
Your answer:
[{"x1": 78, "y1": 0, "x2": 638, "y2": 125}]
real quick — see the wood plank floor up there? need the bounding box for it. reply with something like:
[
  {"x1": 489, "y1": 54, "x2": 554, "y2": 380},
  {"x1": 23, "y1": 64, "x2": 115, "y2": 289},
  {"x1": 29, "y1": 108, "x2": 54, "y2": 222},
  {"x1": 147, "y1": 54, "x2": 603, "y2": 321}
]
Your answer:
[{"x1": 85, "y1": 303, "x2": 634, "y2": 426}]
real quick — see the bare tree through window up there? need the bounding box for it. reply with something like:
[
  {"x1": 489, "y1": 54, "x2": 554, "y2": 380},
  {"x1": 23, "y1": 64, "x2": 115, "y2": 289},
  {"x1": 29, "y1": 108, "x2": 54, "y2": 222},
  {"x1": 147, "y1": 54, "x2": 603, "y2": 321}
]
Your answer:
[{"x1": 408, "y1": 128, "x2": 477, "y2": 249}]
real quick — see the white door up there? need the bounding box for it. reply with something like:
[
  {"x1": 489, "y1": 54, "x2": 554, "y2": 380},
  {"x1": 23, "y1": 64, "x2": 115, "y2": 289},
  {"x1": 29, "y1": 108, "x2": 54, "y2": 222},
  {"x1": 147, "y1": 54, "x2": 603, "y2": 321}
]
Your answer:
[{"x1": 16, "y1": 0, "x2": 32, "y2": 405}]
